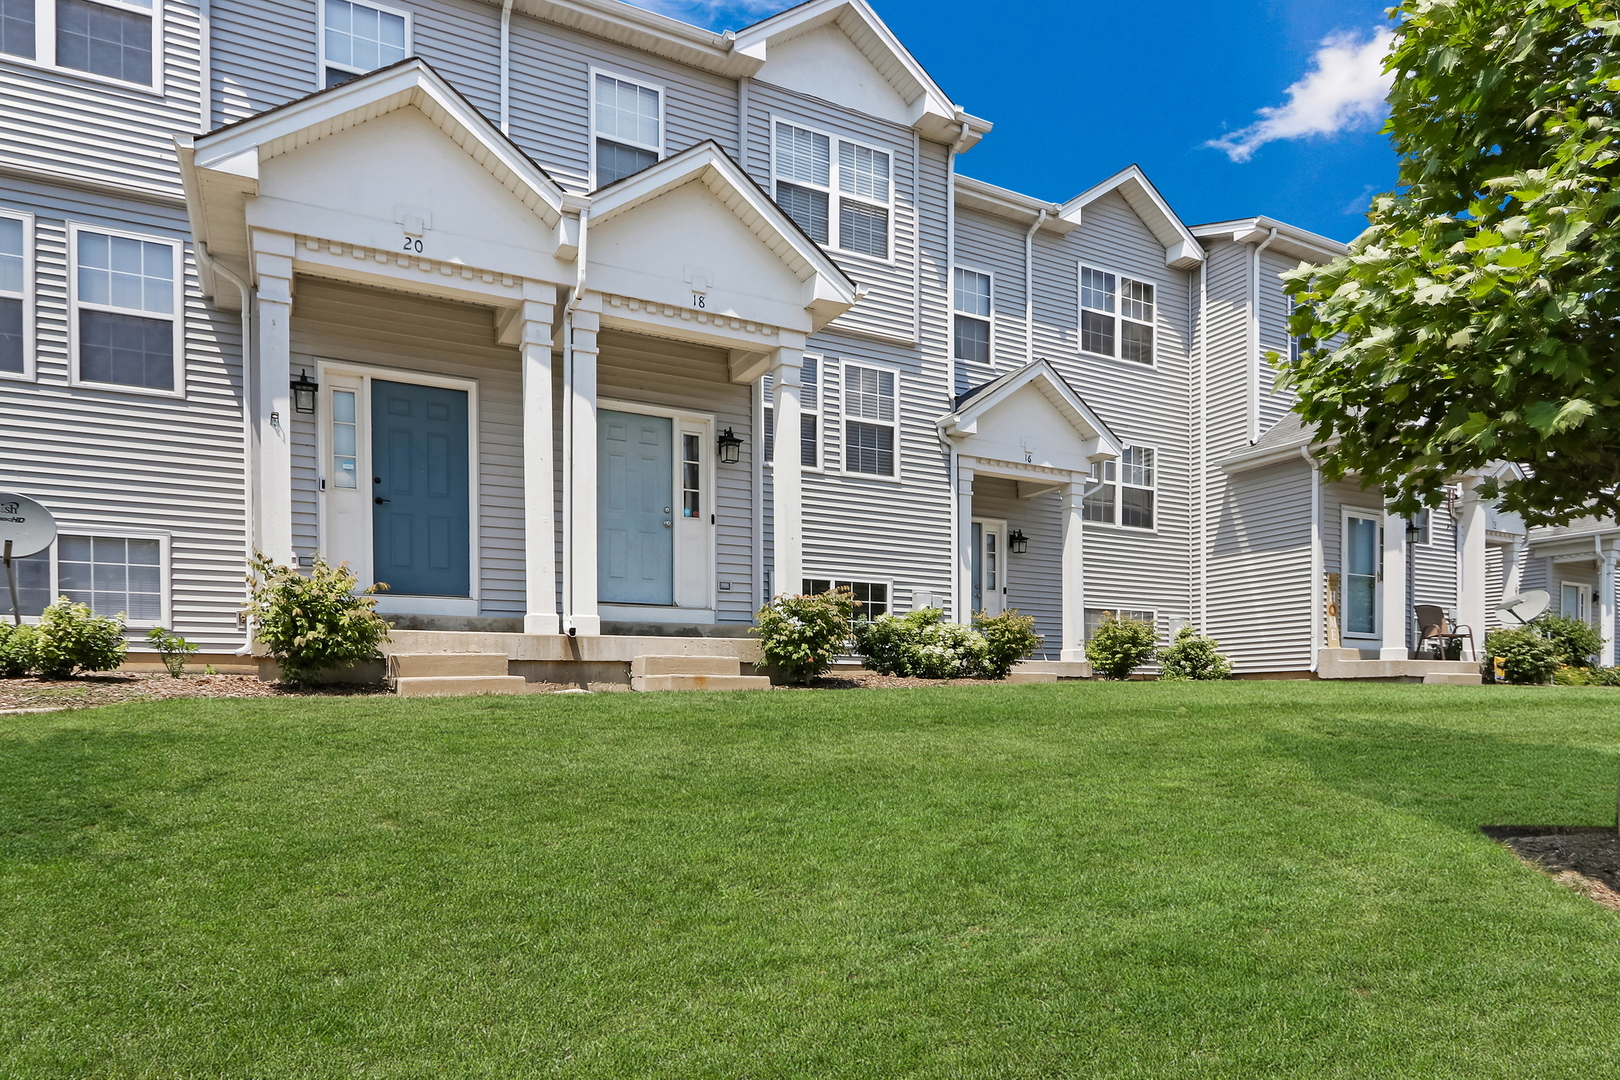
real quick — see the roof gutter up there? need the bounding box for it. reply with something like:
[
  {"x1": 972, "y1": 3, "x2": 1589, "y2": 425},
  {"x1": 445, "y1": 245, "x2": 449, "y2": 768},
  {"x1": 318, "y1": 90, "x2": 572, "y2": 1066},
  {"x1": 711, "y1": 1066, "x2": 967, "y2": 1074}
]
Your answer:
[{"x1": 499, "y1": 0, "x2": 514, "y2": 135}]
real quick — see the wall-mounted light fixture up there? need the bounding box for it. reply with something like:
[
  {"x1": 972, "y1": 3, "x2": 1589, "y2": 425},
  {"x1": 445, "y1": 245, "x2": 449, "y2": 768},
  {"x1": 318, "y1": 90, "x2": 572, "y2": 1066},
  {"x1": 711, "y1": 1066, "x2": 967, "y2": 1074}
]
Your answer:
[
  {"x1": 291, "y1": 370, "x2": 319, "y2": 414},
  {"x1": 717, "y1": 427, "x2": 743, "y2": 465},
  {"x1": 1009, "y1": 529, "x2": 1029, "y2": 554}
]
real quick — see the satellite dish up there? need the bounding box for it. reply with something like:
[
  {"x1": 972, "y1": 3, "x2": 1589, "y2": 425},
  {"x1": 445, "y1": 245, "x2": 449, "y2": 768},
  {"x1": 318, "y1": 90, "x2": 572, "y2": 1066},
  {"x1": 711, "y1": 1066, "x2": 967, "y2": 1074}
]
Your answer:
[
  {"x1": 1496, "y1": 590, "x2": 1551, "y2": 626},
  {"x1": 0, "y1": 492, "x2": 55, "y2": 559}
]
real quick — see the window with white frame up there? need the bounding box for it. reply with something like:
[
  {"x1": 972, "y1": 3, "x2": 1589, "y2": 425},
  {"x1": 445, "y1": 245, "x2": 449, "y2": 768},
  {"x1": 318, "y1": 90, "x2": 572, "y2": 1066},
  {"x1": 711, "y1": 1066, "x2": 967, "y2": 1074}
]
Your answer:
[
  {"x1": 802, "y1": 578, "x2": 888, "y2": 619},
  {"x1": 0, "y1": 211, "x2": 28, "y2": 375},
  {"x1": 4, "y1": 534, "x2": 163, "y2": 623},
  {"x1": 0, "y1": 0, "x2": 156, "y2": 84},
  {"x1": 322, "y1": 0, "x2": 407, "y2": 88},
  {"x1": 954, "y1": 268, "x2": 991, "y2": 364},
  {"x1": 1079, "y1": 266, "x2": 1155, "y2": 364},
  {"x1": 1084, "y1": 607, "x2": 1156, "y2": 641},
  {"x1": 773, "y1": 121, "x2": 890, "y2": 259},
  {"x1": 72, "y1": 227, "x2": 181, "y2": 392},
  {"x1": 761, "y1": 360, "x2": 820, "y2": 468},
  {"x1": 843, "y1": 364, "x2": 896, "y2": 476},
  {"x1": 1082, "y1": 446, "x2": 1155, "y2": 529},
  {"x1": 593, "y1": 71, "x2": 661, "y2": 187}
]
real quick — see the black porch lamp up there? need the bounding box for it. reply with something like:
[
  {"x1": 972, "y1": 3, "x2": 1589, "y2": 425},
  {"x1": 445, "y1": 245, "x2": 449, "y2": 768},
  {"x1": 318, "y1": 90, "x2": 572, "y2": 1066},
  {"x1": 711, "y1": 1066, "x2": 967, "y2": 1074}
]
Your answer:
[
  {"x1": 1008, "y1": 529, "x2": 1029, "y2": 554},
  {"x1": 717, "y1": 427, "x2": 743, "y2": 465},
  {"x1": 290, "y1": 369, "x2": 319, "y2": 414}
]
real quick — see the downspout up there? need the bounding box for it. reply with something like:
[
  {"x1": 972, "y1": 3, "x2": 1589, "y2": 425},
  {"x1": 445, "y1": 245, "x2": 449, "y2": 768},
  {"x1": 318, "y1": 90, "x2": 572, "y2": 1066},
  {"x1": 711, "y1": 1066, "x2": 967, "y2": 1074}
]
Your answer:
[
  {"x1": 1249, "y1": 227, "x2": 1277, "y2": 444},
  {"x1": 561, "y1": 205, "x2": 588, "y2": 633},
  {"x1": 197, "y1": 0, "x2": 212, "y2": 132},
  {"x1": 1303, "y1": 445, "x2": 1322, "y2": 671},
  {"x1": 1197, "y1": 259, "x2": 1209, "y2": 631},
  {"x1": 498, "y1": 0, "x2": 514, "y2": 135},
  {"x1": 1023, "y1": 207, "x2": 1046, "y2": 366},
  {"x1": 202, "y1": 245, "x2": 256, "y2": 656},
  {"x1": 944, "y1": 120, "x2": 971, "y2": 621}
]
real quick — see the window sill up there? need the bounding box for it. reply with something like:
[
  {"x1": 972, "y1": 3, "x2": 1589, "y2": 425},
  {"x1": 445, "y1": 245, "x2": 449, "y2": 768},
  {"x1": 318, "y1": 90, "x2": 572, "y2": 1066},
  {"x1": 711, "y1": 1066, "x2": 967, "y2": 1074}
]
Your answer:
[
  {"x1": 1078, "y1": 348, "x2": 1157, "y2": 368},
  {"x1": 69, "y1": 377, "x2": 185, "y2": 400},
  {"x1": 0, "y1": 53, "x2": 164, "y2": 97}
]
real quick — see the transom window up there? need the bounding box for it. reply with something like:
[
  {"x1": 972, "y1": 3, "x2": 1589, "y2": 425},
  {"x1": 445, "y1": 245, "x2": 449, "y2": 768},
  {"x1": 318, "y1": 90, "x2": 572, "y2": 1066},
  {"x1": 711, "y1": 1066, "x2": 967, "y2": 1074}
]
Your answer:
[
  {"x1": 1080, "y1": 266, "x2": 1156, "y2": 364},
  {"x1": 802, "y1": 578, "x2": 889, "y2": 620},
  {"x1": 4, "y1": 534, "x2": 164, "y2": 624},
  {"x1": 773, "y1": 121, "x2": 891, "y2": 259},
  {"x1": 953, "y1": 268, "x2": 991, "y2": 364},
  {"x1": 0, "y1": 211, "x2": 28, "y2": 376},
  {"x1": 1082, "y1": 446, "x2": 1155, "y2": 529},
  {"x1": 0, "y1": 0, "x2": 155, "y2": 84},
  {"x1": 761, "y1": 358, "x2": 819, "y2": 468},
  {"x1": 322, "y1": 0, "x2": 407, "y2": 88},
  {"x1": 843, "y1": 364, "x2": 896, "y2": 476},
  {"x1": 593, "y1": 71, "x2": 661, "y2": 187},
  {"x1": 72, "y1": 226, "x2": 181, "y2": 393}
]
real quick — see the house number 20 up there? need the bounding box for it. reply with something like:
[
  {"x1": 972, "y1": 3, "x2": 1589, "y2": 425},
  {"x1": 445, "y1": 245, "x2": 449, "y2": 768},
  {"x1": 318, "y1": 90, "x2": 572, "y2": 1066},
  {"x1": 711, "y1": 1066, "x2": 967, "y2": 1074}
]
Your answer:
[{"x1": 402, "y1": 236, "x2": 424, "y2": 253}]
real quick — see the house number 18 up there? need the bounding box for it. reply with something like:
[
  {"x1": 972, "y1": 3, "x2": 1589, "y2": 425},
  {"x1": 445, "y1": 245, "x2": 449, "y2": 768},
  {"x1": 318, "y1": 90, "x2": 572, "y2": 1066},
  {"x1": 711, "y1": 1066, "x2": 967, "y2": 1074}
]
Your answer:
[{"x1": 691, "y1": 292, "x2": 707, "y2": 308}]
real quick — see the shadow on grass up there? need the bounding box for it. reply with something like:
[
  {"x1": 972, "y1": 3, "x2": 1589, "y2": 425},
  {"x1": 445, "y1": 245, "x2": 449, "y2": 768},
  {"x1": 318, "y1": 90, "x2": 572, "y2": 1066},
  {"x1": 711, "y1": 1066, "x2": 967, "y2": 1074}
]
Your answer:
[
  {"x1": 0, "y1": 727, "x2": 163, "y2": 862},
  {"x1": 1268, "y1": 719, "x2": 1620, "y2": 833}
]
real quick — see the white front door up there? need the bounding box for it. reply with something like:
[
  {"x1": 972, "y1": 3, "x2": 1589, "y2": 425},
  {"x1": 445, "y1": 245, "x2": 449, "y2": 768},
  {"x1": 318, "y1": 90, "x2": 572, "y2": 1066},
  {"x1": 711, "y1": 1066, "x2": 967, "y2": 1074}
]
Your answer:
[
  {"x1": 1342, "y1": 511, "x2": 1381, "y2": 641},
  {"x1": 970, "y1": 517, "x2": 1006, "y2": 617},
  {"x1": 1561, "y1": 581, "x2": 1589, "y2": 622}
]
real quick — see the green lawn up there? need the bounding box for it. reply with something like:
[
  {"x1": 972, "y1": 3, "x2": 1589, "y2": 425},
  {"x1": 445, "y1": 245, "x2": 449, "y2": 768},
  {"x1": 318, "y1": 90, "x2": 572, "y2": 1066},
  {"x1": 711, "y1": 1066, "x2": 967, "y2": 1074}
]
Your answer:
[{"x1": 3, "y1": 683, "x2": 1619, "y2": 1078}]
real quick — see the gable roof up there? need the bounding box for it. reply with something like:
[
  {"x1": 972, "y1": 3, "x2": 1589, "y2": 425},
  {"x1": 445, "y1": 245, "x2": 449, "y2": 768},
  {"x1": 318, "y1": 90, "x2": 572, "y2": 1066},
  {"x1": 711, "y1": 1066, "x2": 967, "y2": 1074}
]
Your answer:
[
  {"x1": 1060, "y1": 164, "x2": 1202, "y2": 269},
  {"x1": 1190, "y1": 217, "x2": 1346, "y2": 264},
  {"x1": 940, "y1": 358, "x2": 1122, "y2": 459}
]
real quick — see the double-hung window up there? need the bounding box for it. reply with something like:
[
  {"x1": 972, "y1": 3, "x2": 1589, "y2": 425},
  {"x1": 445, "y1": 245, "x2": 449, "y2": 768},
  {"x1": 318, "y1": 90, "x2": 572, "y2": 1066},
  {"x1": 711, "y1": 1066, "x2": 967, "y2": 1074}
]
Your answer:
[
  {"x1": 1082, "y1": 446, "x2": 1155, "y2": 529},
  {"x1": 953, "y1": 268, "x2": 991, "y2": 364},
  {"x1": 0, "y1": 210, "x2": 30, "y2": 377},
  {"x1": 761, "y1": 357, "x2": 820, "y2": 468},
  {"x1": 801, "y1": 578, "x2": 889, "y2": 619},
  {"x1": 1, "y1": 0, "x2": 156, "y2": 85},
  {"x1": 593, "y1": 70, "x2": 661, "y2": 187},
  {"x1": 1080, "y1": 266, "x2": 1156, "y2": 364},
  {"x1": 71, "y1": 225, "x2": 182, "y2": 394},
  {"x1": 321, "y1": 0, "x2": 407, "y2": 88},
  {"x1": 773, "y1": 121, "x2": 891, "y2": 259},
  {"x1": 843, "y1": 364, "x2": 896, "y2": 476},
  {"x1": 3, "y1": 533, "x2": 164, "y2": 623}
]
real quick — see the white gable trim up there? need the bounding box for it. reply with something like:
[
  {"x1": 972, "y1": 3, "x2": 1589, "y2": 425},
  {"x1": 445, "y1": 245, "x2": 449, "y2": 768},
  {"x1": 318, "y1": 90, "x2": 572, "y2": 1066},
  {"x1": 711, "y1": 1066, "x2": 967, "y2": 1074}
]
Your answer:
[
  {"x1": 1061, "y1": 165, "x2": 1202, "y2": 269},
  {"x1": 939, "y1": 358, "x2": 1122, "y2": 460}
]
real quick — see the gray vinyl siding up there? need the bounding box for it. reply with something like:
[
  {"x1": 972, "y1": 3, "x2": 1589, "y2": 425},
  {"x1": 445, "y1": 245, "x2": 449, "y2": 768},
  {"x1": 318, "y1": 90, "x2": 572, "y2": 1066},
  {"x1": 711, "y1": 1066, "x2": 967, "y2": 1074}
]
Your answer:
[
  {"x1": 288, "y1": 278, "x2": 525, "y2": 616},
  {"x1": 0, "y1": 1, "x2": 202, "y2": 196},
  {"x1": 969, "y1": 475, "x2": 1062, "y2": 653},
  {"x1": 0, "y1": 179, "x2": 247, "y2": 645},
  {"x1": 1207, "y1": 461, "x2": 1313, "y2": 671},
  {"x1": 952, "y1": 206, "x2": 1027, "y2": 391},
  {"x1": 1256, "y1": 246, "x2": 1297, "y2": 433},
  {"x1": 595, "y1": 329, "x2": 754, "y2": 623},
  {"x1": 211, "y1": 0, "x2": 315, "y2": 125},
  {"x1": 1412, "y1": 504, "x2": 1458, "y2": 612}
]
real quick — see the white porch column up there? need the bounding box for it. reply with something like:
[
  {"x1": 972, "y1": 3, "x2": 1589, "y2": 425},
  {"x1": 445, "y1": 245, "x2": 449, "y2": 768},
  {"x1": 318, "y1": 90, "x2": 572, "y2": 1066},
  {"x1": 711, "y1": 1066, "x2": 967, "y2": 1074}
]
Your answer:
[
  {"x1": 1456, "y1": 477, "x2": 1488, "y2": 659},
  {"x1": 520, "y1": 285, "x2": 559, "y2": 635},
  {"x1": 252, "y1": 233, "x2": 295, "y2": 566},
  {"x1": 768, "y1": 343, "x2": 804, "y2": 596},
  {"x1": 1502, "y1": 540, "x2": 1523, "y2": 601},
  {"x1": 1379, "y1": 507, "x2": 1409, "y2": 660},
  {"x1": 1599, "y1": 543, "x2": 1618, "y2": 667},
  {"x1": 954, "y1": 461, "x2": 974, "y2": 623},
  {"x1": 1060, "y1": 479, "x2": 1087, "y2": 662},
  {"x1": 563, "y1": 300, "x2": 601, "y2": 635}
]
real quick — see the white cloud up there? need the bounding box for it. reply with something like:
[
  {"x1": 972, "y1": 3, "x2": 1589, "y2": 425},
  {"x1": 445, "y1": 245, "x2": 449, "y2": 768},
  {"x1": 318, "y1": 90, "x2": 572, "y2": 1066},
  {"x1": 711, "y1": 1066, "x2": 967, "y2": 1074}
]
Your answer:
[
  {"x1": 630, "y1": 0, "x2": 782, "y2": 30},
  {"x1": 1207, "y1": 28, "x2": 1395, "y2": 163}
]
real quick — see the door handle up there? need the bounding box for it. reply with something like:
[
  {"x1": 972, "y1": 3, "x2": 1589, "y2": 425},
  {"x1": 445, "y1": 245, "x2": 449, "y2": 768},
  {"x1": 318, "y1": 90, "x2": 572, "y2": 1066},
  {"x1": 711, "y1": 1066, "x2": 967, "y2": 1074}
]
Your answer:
[
  {"x1": 375, "y1": 497, "x2": 391, "y2": 504},
  {"x1": 663, "y1": 520, "x2": 672, "y2": 528}
]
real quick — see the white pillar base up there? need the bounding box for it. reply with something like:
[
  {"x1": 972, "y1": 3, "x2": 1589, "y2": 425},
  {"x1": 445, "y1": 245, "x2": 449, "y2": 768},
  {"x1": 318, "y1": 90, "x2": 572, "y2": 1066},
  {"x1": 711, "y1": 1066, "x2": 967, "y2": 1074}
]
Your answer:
[
  {"x1": 524, "y1": 613, "x2": 561, "y2": 635},
  {"x1": 565, "y1": 615, "x2": 601, "y2": 636}
]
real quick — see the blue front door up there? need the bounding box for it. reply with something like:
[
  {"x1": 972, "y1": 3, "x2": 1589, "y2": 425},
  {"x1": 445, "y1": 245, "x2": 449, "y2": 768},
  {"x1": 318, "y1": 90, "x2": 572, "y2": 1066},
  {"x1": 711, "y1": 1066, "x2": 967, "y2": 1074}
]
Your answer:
[
  {"x1": 371, "y1": 379, "x2": 471, "y2": 597},
  {"x1": 598, "y1": 409, "x2": 674, "y2": 605}
]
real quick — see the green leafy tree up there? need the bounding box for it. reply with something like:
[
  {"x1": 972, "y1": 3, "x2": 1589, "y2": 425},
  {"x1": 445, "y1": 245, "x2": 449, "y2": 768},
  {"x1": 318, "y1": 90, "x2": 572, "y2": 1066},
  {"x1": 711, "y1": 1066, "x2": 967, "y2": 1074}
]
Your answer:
[{"x1": 1281, "y1": 0, "x2": 1620, "y2": 524}]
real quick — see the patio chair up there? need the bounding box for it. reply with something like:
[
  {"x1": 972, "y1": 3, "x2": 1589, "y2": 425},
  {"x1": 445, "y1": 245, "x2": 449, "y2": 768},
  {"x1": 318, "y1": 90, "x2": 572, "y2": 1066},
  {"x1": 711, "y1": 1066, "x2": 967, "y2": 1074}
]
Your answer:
[{"x1": 1414, "y1": 604, "x2": 1476, "y2": 662}]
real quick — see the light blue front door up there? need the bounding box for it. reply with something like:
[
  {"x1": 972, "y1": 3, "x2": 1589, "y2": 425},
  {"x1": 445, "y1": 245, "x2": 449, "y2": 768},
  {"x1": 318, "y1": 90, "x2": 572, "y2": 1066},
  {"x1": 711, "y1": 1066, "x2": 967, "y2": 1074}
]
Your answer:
[
  {"x1": 371, "y1": 379, "x2": 471, "y2": 597},
  {"x1": 598, "y1": 409, "x2": 674, "y2": 605}
]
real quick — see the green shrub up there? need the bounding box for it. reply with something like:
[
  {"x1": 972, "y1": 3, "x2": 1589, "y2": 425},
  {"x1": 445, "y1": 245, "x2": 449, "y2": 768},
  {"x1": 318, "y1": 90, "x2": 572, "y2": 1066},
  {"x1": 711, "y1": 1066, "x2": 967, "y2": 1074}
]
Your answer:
[
  {"x1": 753, "y1": 588, "x2": 856, "y2": 685},
  {"x1": 1483, "y1": 626, "x2": 1561, "y2": 685},
  {"x1": 247, "y1": 553, "x2": 390, "y2": 688},
  {"x1": 1552, "y1": 665, "x2": 1594, "y2": 686},
  {"x1": 35, "y1": 597, "x2": 127, "y2": 679},
  {"x1": 1537, "y1": 614, "x2": 1604, "y2": 668},
  {"x1": 855, "y1": 608, "x2": 992, "y2": 680},
  {"x1": 0, "y1": 622, "x2": 38, "y2": 678},
  {"x1": 1588, "y1": 666, "x2": 1620, "y2": 687},
  {"x1": 145, "y1": 626, "x2": 199, "y2": 678},
  {"x1": 1157, "y1": 625, "x2": 1233, "y2": 681},
  {"x1": 974, "y1": 609, "x2": 1043, "y2": 679},
  {"x1": 1085, "y1": 611, "x2": 1158, "y2": 681}
]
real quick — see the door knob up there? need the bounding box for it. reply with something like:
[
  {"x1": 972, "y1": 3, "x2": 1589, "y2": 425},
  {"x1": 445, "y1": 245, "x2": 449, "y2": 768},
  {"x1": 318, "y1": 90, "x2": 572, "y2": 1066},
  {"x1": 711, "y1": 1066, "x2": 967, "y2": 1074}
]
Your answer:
[
  {"x1": 663, "y1": 520, "x2": 672, "y2": 528},
  {"x1": 375, "y1": 497, "x2": 390, "y2": 504}
]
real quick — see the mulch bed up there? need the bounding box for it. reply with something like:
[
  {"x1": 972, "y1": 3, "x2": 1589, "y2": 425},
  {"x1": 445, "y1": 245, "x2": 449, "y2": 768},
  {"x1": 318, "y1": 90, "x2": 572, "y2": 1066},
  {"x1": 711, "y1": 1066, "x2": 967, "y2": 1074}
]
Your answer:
[
  {"x1": 1484, "y1": 826, "x2": 1620, "y2": 912},
  {"x1": 0, "y1": 673, "x2": 388, "y2": 713}
]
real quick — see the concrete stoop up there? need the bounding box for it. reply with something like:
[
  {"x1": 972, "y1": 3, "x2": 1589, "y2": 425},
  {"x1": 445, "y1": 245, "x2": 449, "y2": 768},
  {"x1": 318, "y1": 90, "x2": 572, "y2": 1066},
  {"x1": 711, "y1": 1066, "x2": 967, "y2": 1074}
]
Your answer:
[
  {"x1": 629, "y1": 654, "x2": 772, "y2": 692},
  {"x1": 1014, "y1": 659, "x2": 1093, "y2": 679},
  {"x1": 391, "y1": 651, "x2": 529, "y2": 697},
  {"x1": 1317, "y1": 648, "x2": 1483, "y2": 685}
]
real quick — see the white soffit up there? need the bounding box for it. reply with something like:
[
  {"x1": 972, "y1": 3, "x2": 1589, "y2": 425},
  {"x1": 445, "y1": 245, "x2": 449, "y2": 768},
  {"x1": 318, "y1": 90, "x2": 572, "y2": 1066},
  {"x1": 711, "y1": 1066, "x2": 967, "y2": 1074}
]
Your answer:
[{"x1": 1060, "y1": 164, "x2": 1203, "y2": 269}]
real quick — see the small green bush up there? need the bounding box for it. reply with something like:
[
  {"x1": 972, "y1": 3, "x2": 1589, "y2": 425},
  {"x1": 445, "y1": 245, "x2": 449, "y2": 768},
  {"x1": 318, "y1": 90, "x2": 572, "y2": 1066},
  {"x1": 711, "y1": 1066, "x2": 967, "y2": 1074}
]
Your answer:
[
  {"x1": 1086, "y1": 611, "x2": 1157, "y2": 681},
  {"x1": 1484, "y1": 626, "x2": 1561, "y2": 685},
  {"x1": 247, "y1": 553, "x2": 390, "y2": 688},
  {"x1": 1157, "y1": 625, "x2": 1233, "y2": 681},
  {"x1": 1587, "y1": 666, "x2": 1620, "y2": 687},
  {"x1": 974, "y1": 609, "x2": 1043, "y2": 679},
  {"x1": 855, "y1": 608, "x2": 992, "y2": 680},
  {"x1": 35, "y1": 597, "x2": 127, "y2": 679},
  {"x1": 753, "y1": 588, "x2": 857, "y2": 685},
  {"x1": 0, "y1": 622, "x2": 38, "y2": 678},
  {"x1": 1537, "y1": 614, "x2": 1604, "y2": 668},
  {"x1": 145, "y1": 627, "x2": 199, "y2": 678},
  {"x1": 1552, "y1": 665, "x2": 1594, "y2": 686}
]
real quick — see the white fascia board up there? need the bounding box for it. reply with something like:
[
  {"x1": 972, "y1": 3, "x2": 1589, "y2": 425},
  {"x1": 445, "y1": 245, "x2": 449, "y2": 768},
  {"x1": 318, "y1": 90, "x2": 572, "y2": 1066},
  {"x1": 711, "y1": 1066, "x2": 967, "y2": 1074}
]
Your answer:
[
  {"x1": 954, "y1": 175, "x2": 1071, "y2": 233},
  {"x1": 194, "y1": 60, "x2": 565, "y2": 227},
  {"x1": 1191, "y1": 216, "x2": 1346, "y2": 263},
  {"x1": 1060, "y1": 165, "x2": 1201, "y2": 263}
]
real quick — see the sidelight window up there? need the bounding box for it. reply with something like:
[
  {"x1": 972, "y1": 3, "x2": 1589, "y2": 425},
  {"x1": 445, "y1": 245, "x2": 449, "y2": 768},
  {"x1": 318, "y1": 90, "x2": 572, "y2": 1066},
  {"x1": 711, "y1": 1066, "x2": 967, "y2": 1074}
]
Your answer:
[{"x1": 681, "y1": 433, "x2": 700, "y2": 517}]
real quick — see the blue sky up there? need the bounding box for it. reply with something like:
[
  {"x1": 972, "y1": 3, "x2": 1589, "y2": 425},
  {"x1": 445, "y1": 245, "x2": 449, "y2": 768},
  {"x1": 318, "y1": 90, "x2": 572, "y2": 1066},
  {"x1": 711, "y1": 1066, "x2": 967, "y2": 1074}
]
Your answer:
[{"x1": 634, "y1": 0, "x2": 1401, "y2": 241}]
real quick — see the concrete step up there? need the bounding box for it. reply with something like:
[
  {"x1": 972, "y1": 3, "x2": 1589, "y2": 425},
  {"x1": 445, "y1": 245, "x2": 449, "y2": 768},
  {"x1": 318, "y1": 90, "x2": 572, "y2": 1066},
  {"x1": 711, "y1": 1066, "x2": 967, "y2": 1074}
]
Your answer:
[
  {"x1": 393, "y1": 675, "x2": 529, "y2": 697},
  {"x1": 1422, "y1": 672, "x2": 1483, "y2": 685},
  {"x1": 630, "y1": 674, "x2": 772, "y2": 692},
  {"x1": 1015, "y1": 660, "x2": 1092, "y2": 679},
  {"x1": 1005, "y1": 672, "x2": 1058, "y2": 684},
  {"x1": 390, "y1": 652, "x2": 510, "y2": 678},
  {"x1": 631, "y1": 654, "x2": 742, "y2": 677}
]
